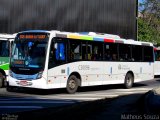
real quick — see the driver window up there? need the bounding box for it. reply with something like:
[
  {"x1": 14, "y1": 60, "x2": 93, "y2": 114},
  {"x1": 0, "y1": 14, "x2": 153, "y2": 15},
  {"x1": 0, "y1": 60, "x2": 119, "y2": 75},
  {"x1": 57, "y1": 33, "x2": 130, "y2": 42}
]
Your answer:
[{"x1": 49, "y1": 38, "x2": 66, "y2": 69}]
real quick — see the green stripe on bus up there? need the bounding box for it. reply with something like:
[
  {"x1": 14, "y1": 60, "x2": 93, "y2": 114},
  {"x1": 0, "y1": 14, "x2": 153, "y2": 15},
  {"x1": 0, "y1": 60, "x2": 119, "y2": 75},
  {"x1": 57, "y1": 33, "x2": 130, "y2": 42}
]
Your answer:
[
  {"x1": 80, "y1": 36, "x2": 93, "y2": 41},
  {"x1": 0, "y1": 63, "x2": 9, "y2": 70}
]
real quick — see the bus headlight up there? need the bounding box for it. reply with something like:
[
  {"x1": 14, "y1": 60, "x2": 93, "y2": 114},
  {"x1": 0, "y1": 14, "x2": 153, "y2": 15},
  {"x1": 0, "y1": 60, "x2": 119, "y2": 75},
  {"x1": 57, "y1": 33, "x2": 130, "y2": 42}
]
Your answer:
[{"x1": 36, "y1": 71, "x2": 43, "y2": 79}]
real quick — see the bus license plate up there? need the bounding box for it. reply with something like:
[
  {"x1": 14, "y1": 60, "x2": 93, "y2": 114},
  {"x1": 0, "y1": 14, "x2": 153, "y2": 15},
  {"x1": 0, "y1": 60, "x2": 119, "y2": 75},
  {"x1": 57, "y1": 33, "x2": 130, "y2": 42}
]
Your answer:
[{"x1": 19, "y1": 80, "x2": 28, "y2": 86}]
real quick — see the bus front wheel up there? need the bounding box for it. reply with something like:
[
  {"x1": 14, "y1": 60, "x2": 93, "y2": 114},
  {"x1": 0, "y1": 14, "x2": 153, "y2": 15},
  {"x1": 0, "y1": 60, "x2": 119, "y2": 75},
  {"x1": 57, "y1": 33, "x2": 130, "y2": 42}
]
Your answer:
[
  {"x1": 66, "y1": 75, "x2": 79, "y2": 94},
  {"x1": 124, "y1": 73, "x2": 134, "y2": 89}
]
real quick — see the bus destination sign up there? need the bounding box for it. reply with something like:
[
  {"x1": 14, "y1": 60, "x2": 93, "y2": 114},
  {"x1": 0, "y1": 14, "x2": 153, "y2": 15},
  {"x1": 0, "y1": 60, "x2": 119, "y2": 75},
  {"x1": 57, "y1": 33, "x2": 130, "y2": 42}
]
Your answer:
[{"x1": 19, "y1": 34, "x2": 47, "y2": 39}]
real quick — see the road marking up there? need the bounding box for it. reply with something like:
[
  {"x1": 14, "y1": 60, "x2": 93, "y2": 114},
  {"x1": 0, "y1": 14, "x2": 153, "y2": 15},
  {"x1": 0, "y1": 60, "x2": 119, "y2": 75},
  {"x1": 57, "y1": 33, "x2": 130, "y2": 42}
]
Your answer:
[
  {"x1": 0, "y1": 106, "x2": 43, "y2": 109},
  {"x1": 52, "y1": 97, "x2": 102, "y2": 100},
  {"x1": 46, "y1": 95, "x2": 119, "y2": 100},
  {"x1": 115, "y1": 88, "x2": 152, "y2": 91},
  {"x1": 30, "y1": 96, "x2": 102, "y2": 100},
  {"x1": 56, "y1": 94, "x2": 118, "y2": 97},
  {"x1": 0, "y1": 101, "x2": 75, "y2": 104},
  {"x1": 37, "y1": 94, "x2": 119, "y2": 100},
  {"x1": 0, "y1": 87, "x2": 151, "y2": 102},
  {"x1": 109, "y1": 91, "x2": 148, "y2": 94}
]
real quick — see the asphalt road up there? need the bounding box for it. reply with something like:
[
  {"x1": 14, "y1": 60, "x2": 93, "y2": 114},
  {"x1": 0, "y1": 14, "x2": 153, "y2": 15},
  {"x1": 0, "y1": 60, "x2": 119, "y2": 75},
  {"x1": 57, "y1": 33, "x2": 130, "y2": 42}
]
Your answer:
[{"x1": 0, "y1": 78, "x2": 160, "y2": 114}]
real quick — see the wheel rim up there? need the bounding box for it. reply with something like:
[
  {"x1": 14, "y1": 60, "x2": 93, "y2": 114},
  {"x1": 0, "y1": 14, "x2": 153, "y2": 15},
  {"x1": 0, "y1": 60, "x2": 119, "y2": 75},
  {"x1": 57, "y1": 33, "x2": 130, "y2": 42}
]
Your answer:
[
  {"x1": 126, "y1": 76, "x2": 132, "y2": 86},
  {"x1": 68, "y1": 79, "x2": 76, "y2": 90}
]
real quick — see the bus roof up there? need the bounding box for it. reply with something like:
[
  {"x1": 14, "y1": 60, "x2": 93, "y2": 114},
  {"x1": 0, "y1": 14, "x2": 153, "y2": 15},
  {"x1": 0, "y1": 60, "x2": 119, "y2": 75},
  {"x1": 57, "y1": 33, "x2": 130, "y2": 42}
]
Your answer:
[
  {"x1": 54, "y1": 31, "x2": 153, "y2": 46},
  {"x1": 0, "y1": 33, "x2": 17, "y2": 41},
  {"x1": 17, "y1": 30, "x2": 153, "y2": 47},
  {"x1": 19, "y1": 30, "x2": 50, "y2": 34}
]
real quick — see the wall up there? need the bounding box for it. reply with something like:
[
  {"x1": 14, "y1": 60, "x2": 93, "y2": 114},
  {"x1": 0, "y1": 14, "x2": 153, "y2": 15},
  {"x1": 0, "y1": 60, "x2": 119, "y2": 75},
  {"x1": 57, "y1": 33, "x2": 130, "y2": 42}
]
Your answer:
[{"x1": 0, "y1": 0, "x2": 137, "y2": 39}]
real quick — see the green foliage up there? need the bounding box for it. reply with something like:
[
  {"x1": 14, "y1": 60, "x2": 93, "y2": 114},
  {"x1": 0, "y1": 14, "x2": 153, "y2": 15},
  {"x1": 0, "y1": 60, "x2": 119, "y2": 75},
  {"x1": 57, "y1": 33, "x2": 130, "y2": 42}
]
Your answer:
[
  {"x1": 138, "y1": 18, "x2": 160, "y2": 44},
  {"x1": 138, "y1": 18, "x2": 152, "y2": 42},
  {"x1": 138, "y1": 0, "x2": 160, "y2": 45}
]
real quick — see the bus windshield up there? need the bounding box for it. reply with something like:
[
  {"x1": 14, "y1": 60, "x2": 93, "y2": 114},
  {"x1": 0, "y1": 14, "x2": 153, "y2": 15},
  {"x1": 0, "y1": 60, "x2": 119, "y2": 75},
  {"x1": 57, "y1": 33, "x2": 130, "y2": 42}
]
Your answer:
[{"x1": 10, "y1": 34, "x2": 48, "y2": 72}]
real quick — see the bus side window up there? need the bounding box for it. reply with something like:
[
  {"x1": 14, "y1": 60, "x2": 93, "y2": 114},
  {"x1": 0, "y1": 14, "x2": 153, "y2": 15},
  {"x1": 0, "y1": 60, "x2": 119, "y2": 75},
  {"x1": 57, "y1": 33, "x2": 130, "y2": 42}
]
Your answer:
[
  {"x1": 156, "y1": 51, "x2": 160, "y2": 61},
  {"x1": 10, "y1": 41, "x2": 14, "y2": 56},
  {"x1": 0, "y1": 41, "x2": 9, "y2": 57},
  {"x1": 70, "y1": 40, "x2": 82, "y2": 61},
  {"x1": 143, "y1": 46, "x2": 153, "y2": 62},
  {"x1": 104, "y1": 43, "x2": 118, "y2": 61},
  {"x1": 55, "y1": 43, "x2": 65, "y2": 61},
  {"x1": 91, "y1": 42, "x2": 103, "y2": 61},
  {"x1": 132, "y1": 45, "x2": 143, "y2": 62},
  {"x1": 87, "y1": 44, "x2": 92, "y2": 60},
  {"x1": 119, "y1": 44, "x2": 131, "y2": 61},
  {"x1": 82, "y1": 44, "x2": 87, "y2": 60}
]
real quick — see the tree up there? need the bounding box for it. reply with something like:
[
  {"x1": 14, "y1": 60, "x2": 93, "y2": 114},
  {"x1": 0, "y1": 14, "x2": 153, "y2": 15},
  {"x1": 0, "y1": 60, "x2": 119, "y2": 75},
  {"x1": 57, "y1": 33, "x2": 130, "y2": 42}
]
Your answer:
[{"x1": 138, "y1": 0, "x2": 160, "y2": 45}]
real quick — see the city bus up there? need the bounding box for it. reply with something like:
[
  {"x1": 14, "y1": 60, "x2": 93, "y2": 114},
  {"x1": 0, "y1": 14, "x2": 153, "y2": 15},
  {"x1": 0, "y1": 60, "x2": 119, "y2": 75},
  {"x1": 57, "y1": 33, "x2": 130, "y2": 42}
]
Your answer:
[
  {"x1": 154, "y1": 47, "x2": 160, "y2": 77},
  {"x1": 0, "y1": 34, "x2": 16, "y2": 87},
  {"x1": 8, "y1": 30, "x2": 154, "y2": 93}
]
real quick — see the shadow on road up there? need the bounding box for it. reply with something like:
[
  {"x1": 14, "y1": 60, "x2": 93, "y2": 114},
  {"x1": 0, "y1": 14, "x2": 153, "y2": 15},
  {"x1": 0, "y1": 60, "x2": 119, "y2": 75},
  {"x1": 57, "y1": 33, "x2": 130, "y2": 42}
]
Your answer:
[
  {"x1": 0, "y1": 93, "x2": 146, "y2": 120},
  {"x1": 155, "y1": 79, "x2": 160, "y2": 82},
  {"x1": 6, "y1": 83, "x2": 147, "y2": 95}
]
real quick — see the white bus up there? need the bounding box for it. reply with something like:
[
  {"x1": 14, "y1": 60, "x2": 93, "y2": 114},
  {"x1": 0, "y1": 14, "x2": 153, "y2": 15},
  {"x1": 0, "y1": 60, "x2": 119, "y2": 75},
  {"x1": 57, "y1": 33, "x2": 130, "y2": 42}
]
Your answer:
[
  {"x1": 0, "y1": 34, "x2": 16, "y2": 87},
  {"x1": 8, "y1": 30, "x2": 154, "y2": 93},
  {"x1": 154, "y1": 47, "x2": 160, "y2": 77}
]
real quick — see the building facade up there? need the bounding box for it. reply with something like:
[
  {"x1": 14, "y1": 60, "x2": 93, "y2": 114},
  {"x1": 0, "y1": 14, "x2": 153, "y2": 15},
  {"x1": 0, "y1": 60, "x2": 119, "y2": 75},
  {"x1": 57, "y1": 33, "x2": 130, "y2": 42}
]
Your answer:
[{"x1": 0, "y1": 0, "x2": 138, "y2": 39}]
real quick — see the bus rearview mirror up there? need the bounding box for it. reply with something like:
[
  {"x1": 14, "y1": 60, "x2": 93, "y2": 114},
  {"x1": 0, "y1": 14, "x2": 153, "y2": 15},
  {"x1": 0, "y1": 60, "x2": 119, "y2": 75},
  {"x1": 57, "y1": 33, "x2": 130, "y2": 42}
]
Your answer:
[{"x1": 54, "y1": 43, "x2": 57, "y2": 49}]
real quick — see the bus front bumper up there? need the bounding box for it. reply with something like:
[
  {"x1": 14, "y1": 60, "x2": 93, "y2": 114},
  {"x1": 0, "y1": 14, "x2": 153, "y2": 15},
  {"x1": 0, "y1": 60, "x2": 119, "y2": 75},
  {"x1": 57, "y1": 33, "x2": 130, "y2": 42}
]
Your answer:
[{"x1": 8, "y1": 76, "x2": 48, "y2": 89}]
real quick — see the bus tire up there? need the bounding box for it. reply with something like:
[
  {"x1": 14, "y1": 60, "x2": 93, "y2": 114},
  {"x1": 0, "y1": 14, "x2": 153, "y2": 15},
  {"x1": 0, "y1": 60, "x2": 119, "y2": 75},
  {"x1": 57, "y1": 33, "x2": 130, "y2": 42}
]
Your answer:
[
  {"x1": 66, "y1": 75, "x2": 79, "y2": 94},
  {"x1": 124, "y1": 73, "x2": 134, "y2": 89},
  {"x1": 0, "y1": 72, "x2": 4, "y2": 88},
  {"x1": 6, "y1": 86, "x2": 13, "y2": 92}
]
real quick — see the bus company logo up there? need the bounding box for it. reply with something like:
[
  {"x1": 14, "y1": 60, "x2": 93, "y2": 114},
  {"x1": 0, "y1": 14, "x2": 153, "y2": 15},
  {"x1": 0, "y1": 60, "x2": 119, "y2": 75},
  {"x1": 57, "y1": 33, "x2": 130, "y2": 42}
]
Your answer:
[
  {"x1": 118, "y1": 64, "x2": 130, "y2": 70},
  {"x1": 118, "y1": 64, "x2": 121, "y2": 70},
  {"x1": 78, "y1": 65, "x2": 90, "y2": 70}
]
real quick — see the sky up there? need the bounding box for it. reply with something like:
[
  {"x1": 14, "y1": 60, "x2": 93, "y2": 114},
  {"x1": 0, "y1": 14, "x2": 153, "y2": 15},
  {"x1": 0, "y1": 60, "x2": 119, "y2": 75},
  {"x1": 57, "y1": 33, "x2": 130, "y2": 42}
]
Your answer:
[
  {"x1": 139, "y1": 0, "x2": 144, "y2": 3},
  {"x1": 138, "y1": 0, "x2": 145, "y2": 11}
]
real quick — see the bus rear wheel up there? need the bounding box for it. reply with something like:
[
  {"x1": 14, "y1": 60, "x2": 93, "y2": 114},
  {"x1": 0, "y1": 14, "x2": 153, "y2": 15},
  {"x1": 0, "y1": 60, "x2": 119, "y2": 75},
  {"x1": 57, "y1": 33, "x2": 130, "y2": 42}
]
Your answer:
[
  {"x1": 124, "y1": 73, "x2": 134, "y2": 89},
  {"x1": 0, "y1": 72, "x2": 4, "y2": 88},
  {"x1": 66, "y1": 75, "x2": 79, "y2": 94}
]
